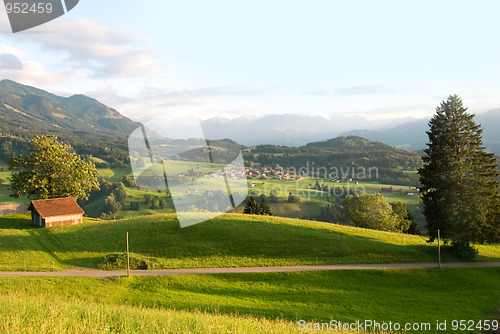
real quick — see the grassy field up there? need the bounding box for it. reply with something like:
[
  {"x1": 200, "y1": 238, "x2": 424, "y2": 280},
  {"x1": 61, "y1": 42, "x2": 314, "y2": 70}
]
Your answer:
[
  {"x1": 0, "y1": 172, "x2": 29, "y2": 204},
  {"x1": 246, "y1": 177, "x2": 422, "y2": 216},
  {"x1": 0, "y1": 267, "x2": 498, "y2": 333},
  {"x1": 0, "y1": 212, "x2": 497, "y2": 333},
  {"x1": 0, "y1": 213, "x2": 498, "y2": 271},
  {"x1": 0, "y1": 293, "x2": 307, "y2": 334}
]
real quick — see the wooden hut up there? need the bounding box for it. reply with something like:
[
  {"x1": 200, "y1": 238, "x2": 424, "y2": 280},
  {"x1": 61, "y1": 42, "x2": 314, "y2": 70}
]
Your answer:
[{"x1": 28, "y1": 197, "x2": 84, "y2": 227}]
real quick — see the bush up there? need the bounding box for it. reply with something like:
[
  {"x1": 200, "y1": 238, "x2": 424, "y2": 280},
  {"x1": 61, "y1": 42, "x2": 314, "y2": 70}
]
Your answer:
[
  {"x1": 449, "y1": 242, "x2": 478, "y2": 261},
  {"x1": 159, "y1": 199, "x2": 167, "y2": 209},
  {"x1": 96, "y1": 253, "x2": 153, "y2": 270},
  {"x1": 122, "y1": 175, "x2": 136, "y2": 187},
  {"x1": 130, "y1": 201, "x2": 141, "y2": 211},
  {"x1": 343, "y1": 193, "x2": 401, "y2": 232},
  {"x1": 287, "y1": 193, "x2": 300, "y2": 203},
  {"x1": 268, "y1": 191, "x2": 278, "y2": 203}
]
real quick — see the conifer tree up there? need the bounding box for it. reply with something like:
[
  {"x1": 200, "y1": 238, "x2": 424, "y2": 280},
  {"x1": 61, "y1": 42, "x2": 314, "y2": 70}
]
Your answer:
[
  {"x1": 419, "y1": 95, "x2": 500, "y2": 250},
  {"x1": 243, "y1": 196, "x2": 259, "y2": 215},
  {"x1": 259, "y1": 196, "x2": 272, "y2": 216}
]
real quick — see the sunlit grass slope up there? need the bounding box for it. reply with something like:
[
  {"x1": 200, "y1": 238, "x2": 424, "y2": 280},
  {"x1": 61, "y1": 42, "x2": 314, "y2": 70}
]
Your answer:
[{"x1": 0, "y1": 213, "x2": 498, "y2": 271}]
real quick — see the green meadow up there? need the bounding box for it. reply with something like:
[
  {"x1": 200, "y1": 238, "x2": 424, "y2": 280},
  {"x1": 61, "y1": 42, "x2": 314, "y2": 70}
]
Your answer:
[
  {"x1": 0, "y1": 267, "x2": 498, "y2": 333},
  {"x1": 246, "y1": 177, "x2": 422, "y2": 214},
  {"x1": 0, "y1": 169, "x2": 498, "y2": 333},
  {"x1": 0, "y1": 172, "x2": 29, "y2": 204},
  {"x1": 0, "y1": 213, "x2": 498, "y2": 271}
]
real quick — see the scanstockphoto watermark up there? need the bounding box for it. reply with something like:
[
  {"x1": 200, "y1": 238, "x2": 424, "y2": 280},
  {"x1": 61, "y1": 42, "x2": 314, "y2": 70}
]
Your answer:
[
  {"x1": 297, "y1": 319, "x2": 499, "y2": 332},
  {"x1": 297, "y1": 320, "x2": 433, "y2": 332},
  {"x1": 298, "y1": 319, "x2": 432, "y2": 332},
  {"x1": 2, "y1": 0, "x2": 79, "y2": 33}
]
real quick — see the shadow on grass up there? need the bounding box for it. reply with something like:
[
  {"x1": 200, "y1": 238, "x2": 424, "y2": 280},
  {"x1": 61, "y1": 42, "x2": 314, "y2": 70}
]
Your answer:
[
  {"x1": 119, "y1": 267, "x2": 500, "y2": 322},
  {"x1": 0, "y1": 214, "x2": 37, "y2": 230},
  {"x1": 0, "y1": 213, "x2": 435, "y2": 267}
]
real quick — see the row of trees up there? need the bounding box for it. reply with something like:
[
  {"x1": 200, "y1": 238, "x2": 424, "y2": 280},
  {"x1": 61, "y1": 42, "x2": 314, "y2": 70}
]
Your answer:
[{"x1": 244, "y1": 195, "x2": 272, "y2": 216}]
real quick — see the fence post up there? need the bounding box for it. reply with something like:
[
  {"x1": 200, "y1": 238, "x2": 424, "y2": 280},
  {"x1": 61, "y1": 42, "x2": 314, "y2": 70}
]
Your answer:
[
  {"x1": 437, "y1": 229, "x2": 441, "y2": 269},
  {"x1": 126, "y1": 232, "x2": 130, "y2": 277}
]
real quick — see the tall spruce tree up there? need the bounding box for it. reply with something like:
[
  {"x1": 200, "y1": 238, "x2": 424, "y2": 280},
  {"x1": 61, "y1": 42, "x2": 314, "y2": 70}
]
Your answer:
[
  {"x1": 418, "y1": 95, "x2": 500, "y2": 250},
  {"x1": 243, "y1": 196, "x2": 259, "y2": 215},
  {"x1": 259, "y1": 196, "x2": 272, "y2": 216}
]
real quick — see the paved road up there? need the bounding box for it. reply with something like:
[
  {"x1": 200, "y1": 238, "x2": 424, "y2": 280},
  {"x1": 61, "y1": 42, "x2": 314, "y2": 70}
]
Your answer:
[{"x1": 0, "y1": 262, "x2": 498, "y2": 278}]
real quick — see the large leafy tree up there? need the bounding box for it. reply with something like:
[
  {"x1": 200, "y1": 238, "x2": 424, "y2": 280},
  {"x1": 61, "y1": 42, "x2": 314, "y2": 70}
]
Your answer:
[
  {"x1": 9, "y1": 136, "x2": 100, "y2": 200},
  {"x1": 419, "y1": 95, "x2": 500, "y2": 248},
  {"x1": 343, "y1": 193, "x2": 404, "y2": 232}
]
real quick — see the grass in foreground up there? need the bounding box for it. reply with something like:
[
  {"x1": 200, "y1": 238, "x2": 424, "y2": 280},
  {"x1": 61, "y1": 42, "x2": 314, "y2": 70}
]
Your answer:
[
  {"x1": 0, "y1": 293, "x2": 309, "y2": 334},
  {"x1": 0, "y1": 213, "x2": 498, "y2": 271},
  {"x1": 0, "y1": 267, "x2": 497, "y2": 333}
]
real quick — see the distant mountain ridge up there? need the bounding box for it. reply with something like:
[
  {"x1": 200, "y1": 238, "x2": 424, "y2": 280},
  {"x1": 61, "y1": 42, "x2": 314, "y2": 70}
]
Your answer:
[
  {"x1": 201, "y1": 114, "x2": 418, "y2": 147},
  {"x1": 340, "y1": 109, "x2": 500, "y2": 153},
  {"x1": 1, "y1": 80, "x2": 498, "y2": 158},
  {"x1": 306, "y1": 136, "x2": 400, "y2": 152},
  {"x1": 201, "y1": 110, "x2": 499, "y2": 153}
]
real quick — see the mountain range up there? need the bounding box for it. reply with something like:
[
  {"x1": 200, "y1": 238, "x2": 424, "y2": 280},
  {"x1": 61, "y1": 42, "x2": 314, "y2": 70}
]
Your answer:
[
  {"x1": 200, "y1": 114, "x2": 419, "y2": 148},
  {"x1": 0, "y1": 80, "x2": 498, "y2": 157},
  {"x1": 201, "y1": 111, "x2": 500, "y2": 153},
  {"x1": 339, "y1": 109, "x2": 500, "y2": 153}
]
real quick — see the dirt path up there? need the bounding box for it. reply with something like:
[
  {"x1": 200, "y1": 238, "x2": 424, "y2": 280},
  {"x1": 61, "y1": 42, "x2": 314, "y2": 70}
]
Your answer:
[{"x1": 0, "y1": 262, "x2": 498, "y2": 278}]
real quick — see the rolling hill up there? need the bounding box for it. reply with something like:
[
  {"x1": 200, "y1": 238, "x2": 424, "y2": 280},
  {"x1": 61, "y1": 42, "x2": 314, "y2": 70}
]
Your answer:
[
  {"x1": 244, "y1": 136, "x2": 423, "y2": 186},
  {"x1": 0, "y1": 212, "x2": 499, "y2": 271}
]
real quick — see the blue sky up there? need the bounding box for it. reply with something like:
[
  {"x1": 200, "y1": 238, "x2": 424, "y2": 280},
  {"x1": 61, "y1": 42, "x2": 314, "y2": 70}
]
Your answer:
[{"x1": 1, "y1": 0, "x2": 500, "y2": 123}]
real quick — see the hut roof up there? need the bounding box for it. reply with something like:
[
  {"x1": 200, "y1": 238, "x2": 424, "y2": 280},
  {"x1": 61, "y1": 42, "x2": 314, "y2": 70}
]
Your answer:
[{"x1": 28, "y1": 197, "x2": 84, "y2": 218}]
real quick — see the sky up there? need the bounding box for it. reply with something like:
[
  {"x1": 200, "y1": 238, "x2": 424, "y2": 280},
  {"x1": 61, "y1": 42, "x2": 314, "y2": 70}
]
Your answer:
[{"x1": 1, "y1": 0, "x2": 500, "y2": 123}]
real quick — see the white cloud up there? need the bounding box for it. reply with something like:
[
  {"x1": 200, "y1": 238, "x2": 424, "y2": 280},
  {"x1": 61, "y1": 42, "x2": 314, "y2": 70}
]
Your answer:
[
  {"x1": 15, "y1": 18, "x2": 160, "y2": 78},
  {"x1": 0, "y1": 45, "x2": 60, "y2": 85},
  {"x1": 142, "y1": 85, "x2": 259, "y2": 107},
  {"x1": 0, "y1": 53, "x2": 22, "y2": 69}
]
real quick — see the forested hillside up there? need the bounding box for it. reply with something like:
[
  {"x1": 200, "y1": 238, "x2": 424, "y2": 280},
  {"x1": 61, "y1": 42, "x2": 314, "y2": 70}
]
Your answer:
[{"x1": 244, "y1": 136, "x2": 422, "y2": 186}]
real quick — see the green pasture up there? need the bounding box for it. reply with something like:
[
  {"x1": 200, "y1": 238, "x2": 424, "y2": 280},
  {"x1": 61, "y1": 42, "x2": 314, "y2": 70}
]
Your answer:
[
  {"x1": 0, "y1": 267, "x2": 497, "y2": 333},
  {"x1": 0, "y1": 213, "x2": 498, "y2": 271}
]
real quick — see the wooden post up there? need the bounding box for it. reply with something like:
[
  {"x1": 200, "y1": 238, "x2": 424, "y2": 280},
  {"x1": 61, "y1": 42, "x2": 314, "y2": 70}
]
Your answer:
[
  {"x1": 126, "y1": 232, "x2": 130, "y2": 277},
  {"x1": 437, "y1": 229, "x2": 441, "y2": 269}
]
